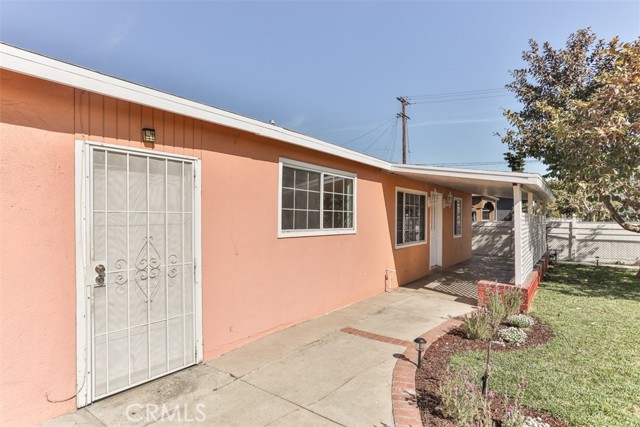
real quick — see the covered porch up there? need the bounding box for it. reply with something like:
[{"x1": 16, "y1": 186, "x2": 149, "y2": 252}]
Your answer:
[
  {"x1": 390, "y1": 165, "x2": 555, "y2": 308},
  {"x1": 403, "y1": 255, "x2": 514, "y2": 302}
]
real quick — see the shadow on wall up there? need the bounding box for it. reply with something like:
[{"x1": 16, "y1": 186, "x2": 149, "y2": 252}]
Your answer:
[
  {"x1": 472, "y1": 222, "x2": 514, "y2": 257},
  {"x1": 547, "y1": 221, "x2": 640, "y2": 265}
]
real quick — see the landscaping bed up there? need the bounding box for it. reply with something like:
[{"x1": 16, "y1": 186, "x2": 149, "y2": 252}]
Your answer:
[
  {"x1": 415, "y1": 320, "x2": 562, "y2": 426},
  {"x1": 415, "y1": 264, "x2": 640, "y2": 427}
]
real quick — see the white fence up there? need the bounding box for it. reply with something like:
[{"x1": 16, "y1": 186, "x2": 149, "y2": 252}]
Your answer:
[
  {"x1": 472, "y1": 221, "x2": 513, "y2": 257},
  {"x1": 473, "y1": 220, "x2": 640, "y2": 266},
  {"x1": 547, "y1": 220, "x2": 640, "y2": 265}
]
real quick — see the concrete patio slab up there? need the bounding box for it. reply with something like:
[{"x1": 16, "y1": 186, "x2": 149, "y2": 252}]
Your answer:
[
  {"x1": 241, "y1": 330, "x2": 403, "y2": 406},
  {"x1": 264, "y1": 409, "x2": 342, "y2": 427},
  {"x1": 92, "y1": 365, "x2": 233, "y2": 427},
  {"x1": 306, "y1": 358, "x2": 397, "y2": 427},
  {"x1": 209, "y1": 291, "x2": 412, "y2": 378},
  {"x1": 149, "y1": 380, "x2": 299, "y2": 427},
  {"x1": 42, "y1": 283, "x2": 474, "y2": 427},
  {"x1": 41, "y1": 408, "x2": 104, "y2": 427},
  {"x1": 350, "y1": 293, "x2": 474, "y2": 341}
]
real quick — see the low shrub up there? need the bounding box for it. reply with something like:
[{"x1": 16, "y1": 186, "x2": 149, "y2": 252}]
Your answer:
[
  {"x1": 438, "y1": 368, "x2": 481, "y2": 425},
  {"x1": 506, "y1": 314, "x2": 535, "y2": 328},
  {"x1": 502, "y1": 289, "x2": 524, "y2": 317},
  {"x1": 485, "y1": 289, "x2": 507, "y2": 329},
  {"x1": 460, "y1": 310, "x2": 492, "y2": 341},
  {"x1": 498, "y1": 327, "x2": 528, "y2": 345}
]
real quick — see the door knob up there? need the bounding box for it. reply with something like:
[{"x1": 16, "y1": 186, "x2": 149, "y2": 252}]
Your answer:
[{"x1": 95, "y1": 264, "x2": 106, "y2": 287}]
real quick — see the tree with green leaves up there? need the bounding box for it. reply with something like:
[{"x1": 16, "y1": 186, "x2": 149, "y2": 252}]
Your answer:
[
  {"x1": 503, "y1": 150, "x2": 525, "y2": 172},
  {"x1": 500, "y1": 28, "x2": 640, "y2": 233}
]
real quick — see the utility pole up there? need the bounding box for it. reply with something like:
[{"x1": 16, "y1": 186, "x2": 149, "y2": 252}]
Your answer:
[{"x1": 396, "y1": 97, "x2": 410, "y2": 164}]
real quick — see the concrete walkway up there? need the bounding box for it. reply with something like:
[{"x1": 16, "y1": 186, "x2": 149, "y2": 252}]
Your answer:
[{"x1": 43, "y1": 287, "x2": 474, "y2": 427}]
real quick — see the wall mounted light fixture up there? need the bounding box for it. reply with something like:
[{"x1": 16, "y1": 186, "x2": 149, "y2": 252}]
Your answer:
[
  {"x1": 142, "y1": 128, "x2": 156, "y2": 143},
  {"x1": 443, "y1": 192, "x2": 454, "y2": 208}
]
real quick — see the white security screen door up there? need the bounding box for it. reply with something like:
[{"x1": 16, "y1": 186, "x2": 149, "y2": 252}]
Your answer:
[
  {"x1": 89, "y1": 146, "x2": 197, "y2": 400},
  {"x1": 430, "y1": 193, "x2": 443, "y2": 268}
]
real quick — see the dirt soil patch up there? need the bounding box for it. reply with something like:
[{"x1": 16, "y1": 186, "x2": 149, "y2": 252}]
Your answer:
[{"x1": 415, "y1": 320, "x2": 565, "y2": 426}]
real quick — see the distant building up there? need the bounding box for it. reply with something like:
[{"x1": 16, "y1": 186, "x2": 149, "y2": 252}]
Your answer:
[{"x1": 472, "y1": 196, "x2": 514, "y2": 221}]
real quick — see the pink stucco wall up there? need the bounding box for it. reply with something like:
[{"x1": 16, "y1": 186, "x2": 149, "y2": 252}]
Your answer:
[{"x1": 0, "y1": 70, "x2": 471, "y2": 425}]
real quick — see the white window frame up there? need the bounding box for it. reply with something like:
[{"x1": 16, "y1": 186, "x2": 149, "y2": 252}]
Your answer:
[
  {"x1": 453, "y1": 197, "x2": 463, "y2": 238},
  {"x1": 278, "y1": 158, "x2": 357, "y2": 238},
  {"x1": 395, "y1": 187, "x2": 428, "y2": 249}
]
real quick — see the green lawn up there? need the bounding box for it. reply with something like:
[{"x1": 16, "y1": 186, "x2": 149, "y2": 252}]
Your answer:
[{"x1": 451, "y1": 264, "x2": 640, "y2": 426}]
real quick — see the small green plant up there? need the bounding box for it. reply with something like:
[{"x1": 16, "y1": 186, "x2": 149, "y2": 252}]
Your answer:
[
  {"x1": 485, "y1": 289, "x2": 507, "y2": 331},
  {"x1": 502, "y1": 379, "x2": 550, "y2": 427},
  {"x1": 506, "y1": 314, "x2": 535, "y2": 328},
  {"x1": 503, "y1": 411, "x2": 550, "y2": 427},
  {"x1": 460, "y1": 310, "x2": 492, "y2": 341},
  {"x1": 438, "y1": 368, "x2": 496, "y2": 426},
  {"x1": 438, "y1": 368, "x2": 481, "y2": 425},
  {"x1": 498, "y1": 327, "x2": 528, "y2": 345},
  {"x1": 502, "y1": 289, "x2": 524, "y2": 317}
]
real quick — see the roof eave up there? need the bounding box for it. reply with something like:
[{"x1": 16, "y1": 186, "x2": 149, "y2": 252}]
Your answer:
[
  {"x1": 0, "y1": 43, "x2": 390, "y2": 171},
  {"x1": 390, "y1": 164, "x2": 555, "y2": 202}
]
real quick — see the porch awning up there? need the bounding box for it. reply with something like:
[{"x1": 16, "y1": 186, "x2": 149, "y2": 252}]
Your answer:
[{"x1": 389, "y1": 164, "x2": 555, "y2": 202}]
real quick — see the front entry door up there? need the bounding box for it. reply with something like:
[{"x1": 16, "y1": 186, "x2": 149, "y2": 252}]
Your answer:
[
  {"x1": 86, "y1": 145, "x2": 197, "y2": 401},
  {"x1": 430, "y1": 193, "x2": 443, "y2": 268}
]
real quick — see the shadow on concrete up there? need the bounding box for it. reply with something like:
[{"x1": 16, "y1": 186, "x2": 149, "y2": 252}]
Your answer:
[{"x1": 402, "y1": 255, "x2": 514, "y2": 301}]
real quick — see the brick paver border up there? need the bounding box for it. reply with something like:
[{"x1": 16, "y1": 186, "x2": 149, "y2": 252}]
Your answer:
[
  {"x1": 390, "y1": 312, "x2": 474, "y2": 427},
  {"x1": 340, "y1": 327, "x2": 413, "y2": 347}
]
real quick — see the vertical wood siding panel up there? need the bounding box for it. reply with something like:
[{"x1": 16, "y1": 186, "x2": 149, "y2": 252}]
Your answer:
[
  {"x1": 88, "y1": 92, "x2": 104, "y2": 140},
  {"x1": 151, "y1": 110, "x2": 164, "y2": 149},
  {"x1": 194, "y1": 120, "x2": 202, "y2": 153},
  {"x1": 156, "y1": 109, "x2": 165, "y2": 150},
  {"x1": 116, "y1": 100, "x2": 130, "y2": 145},
  {"x1": 183, "y1": 117, "x2": 195, "y2": 157},
  {"x1": 129, "y1": 104, "x2": 143, "y2": 149},
  {"x1": 74, "y1": 90, "x2": 90, "y2": 139},
  {"x1": 163, "y1": 111, "x2": 175, "y2": 153},
  {"x1": 103, "y1": 97, "x2": 118, "y2": 145},
  {"x1": 174, "y1": 114, "x2": 185, "y2": 154}
]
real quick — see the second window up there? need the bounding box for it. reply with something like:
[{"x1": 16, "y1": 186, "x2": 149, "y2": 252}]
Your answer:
[{"x1": 396, "y1": 190, "x2": 426, "y2": 246}]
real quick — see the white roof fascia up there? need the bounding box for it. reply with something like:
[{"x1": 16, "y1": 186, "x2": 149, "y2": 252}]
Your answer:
[
  {"x1": 0, "y1": 44, "x2": 555, "y2": 203},
  {"x1": 390, "y1": 164, "x2": 555, "y2": 202},
  {"x1": 0, "y1": 44, "x2": 389, "y2": 170}
]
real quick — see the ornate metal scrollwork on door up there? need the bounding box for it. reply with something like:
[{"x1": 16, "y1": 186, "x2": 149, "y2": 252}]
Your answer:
[
  {"x1": 99, "y1": 236, "x2": 178, "y2": 302},
  {"x1": 134, "y1": 236, "x2": 162, "y2": 302}
]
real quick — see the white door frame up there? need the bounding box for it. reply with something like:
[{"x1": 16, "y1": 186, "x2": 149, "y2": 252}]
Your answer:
[
  {"x1": 74, "y1": 140, "x2": 203, "y2": 408},
  {"x1": 430, "y1": 193, "x2": 443, "y2": 268}
]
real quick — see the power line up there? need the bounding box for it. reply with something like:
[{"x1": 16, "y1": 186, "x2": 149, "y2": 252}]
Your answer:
[
  {"x1": 404, "y1": 88, "x2": 508, "y2": 100},
  {"x1": 410, "y1": 94, "x2": 510, "y2": 105},
  {"x1": 361, "y1": 116, "x2": 399, "y2": 155},
  {"x1": 338, "y1": 116, "x2": 396, "y2": 147}
]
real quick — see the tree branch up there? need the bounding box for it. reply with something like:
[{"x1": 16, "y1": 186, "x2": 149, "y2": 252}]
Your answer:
[{"x1": 602, "y1": 198, "x2": 640, "y2": 233}]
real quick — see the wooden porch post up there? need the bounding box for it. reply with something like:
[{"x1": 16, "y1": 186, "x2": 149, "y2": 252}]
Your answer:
[
  {"x1": 527, "y1": 192, "x2": 534, "y2": 214},
  {"x1": 513, "y1": 183, "x2": 523, "y2": 286}
]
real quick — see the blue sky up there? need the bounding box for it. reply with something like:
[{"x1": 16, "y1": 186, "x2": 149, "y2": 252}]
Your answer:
[{"x1": 1, "y1": 1, "x2": 638, "y2": 174}]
